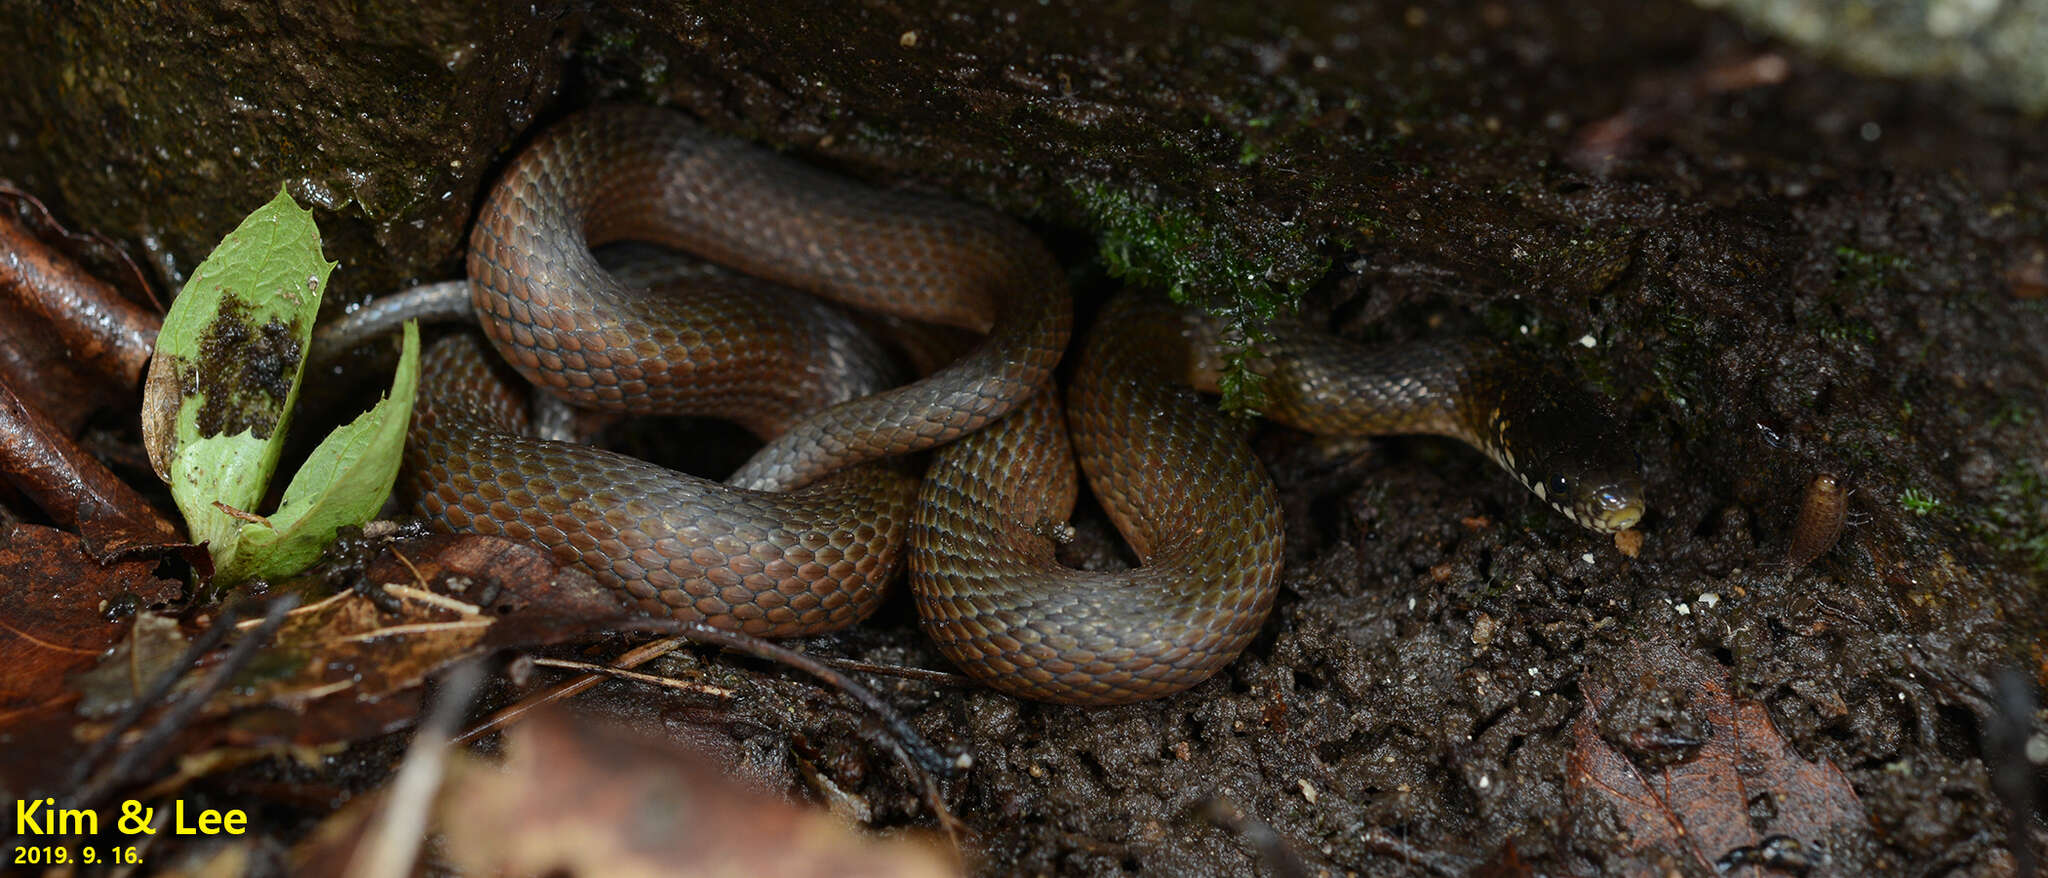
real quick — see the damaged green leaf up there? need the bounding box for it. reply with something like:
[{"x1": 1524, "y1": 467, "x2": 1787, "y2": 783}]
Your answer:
[
  {"x1": 220, "y1": 322, "x2": 417, "y2": 582},
  {"x1": 140, "y1": 186, "x2": 418, "y2": 584}
]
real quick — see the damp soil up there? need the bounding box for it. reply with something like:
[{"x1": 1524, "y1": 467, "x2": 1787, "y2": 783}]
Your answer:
[{"x1": 3, "y1": 1, "x2": 2045, "y2": 875}]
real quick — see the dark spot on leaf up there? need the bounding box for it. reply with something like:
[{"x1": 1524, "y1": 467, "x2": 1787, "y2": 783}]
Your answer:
[{"x1": 182, "y1": 292, "x2": 302, "y2": 439}]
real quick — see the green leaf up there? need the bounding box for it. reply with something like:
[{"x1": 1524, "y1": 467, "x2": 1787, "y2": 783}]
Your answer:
[
  {"x1": 218, "y1": 322, "x2": 420, "y2": 583},
  {"x1": 139, "y1": 186, "x2": 335, "y2": 580}
]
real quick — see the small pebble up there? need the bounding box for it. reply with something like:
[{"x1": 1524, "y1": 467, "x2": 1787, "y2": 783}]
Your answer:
[{"x1": 1471, "y1": 612, "x2": 1498, "y2": 648}]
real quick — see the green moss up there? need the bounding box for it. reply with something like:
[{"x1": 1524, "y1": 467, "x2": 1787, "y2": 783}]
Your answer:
[
  {"x1": 1832, "y1": 245, "x2": 1909, "y2": 293},
  {"x1": 1213, "y1": 356, "x2": 1272, "y2": 417},
  {"x1": 1816, "y1": 318, "x2": 1878, "y2": 344},
  {"x1": 1640, "y1": 305, "x2": 1719, "y2": 430},
  {"x1": 1900, "y1": 486, "x2": 1943, "y2": 516},
  {"x1": 1341, "y1": 210, "x2": 1388, "y2": 242},
  {"x1": 1965, "y1": 460, "x2": 2048, "y2": 575},
  {"x1": 1068, "y1": 179, "x2": 1330, "y2": 413},
  {"x1": 1992, "y1": 400, "x2": 2038, "y2": 427},
  {"x1": 1073, "y1": 181, "x2": 1308, "y2": 309}
]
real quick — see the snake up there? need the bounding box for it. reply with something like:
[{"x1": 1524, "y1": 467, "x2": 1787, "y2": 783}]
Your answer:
[{"x1": 327, "y1": 105, "x2": 1646, "y2": 705}]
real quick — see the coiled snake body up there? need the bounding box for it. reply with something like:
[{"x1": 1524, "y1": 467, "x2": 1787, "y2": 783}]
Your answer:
[{"x1": 357, "y1": 105, "x2": 1645, "y2": 705}]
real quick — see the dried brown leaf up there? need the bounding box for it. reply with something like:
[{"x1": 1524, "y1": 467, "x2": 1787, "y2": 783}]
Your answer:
[
  {"x1": 0, "y1": 377, "x2": 198, "y2": 566},
  {"x1": 0, "y1": 181, "x2": 159, "y2": 312},
  {"x1": 0, "y1": 523, "x2": 180, "y2": 793},
  {"x1": 362, "y1": 531, "x2": 630, "y2": 622},
  {"x1": 434, "y1": 710, "x2": 959, "y2": 878},
  {"x1": 68, "y1": 532, "x2": 632, "y2": 796},
  {"x1": 70, "y1": 611, "x2": 190, "y2": 717},
  {"x1": 0, "y1": 197, "x2": 160, "y2": 387},
  {"x1": 0, "y1": 306, "x2": 120, "y2": 433},
  {"x1": 78, "y1": 584, "x2": 489, "y2": 763},
  {"x1": 1569, "y1": 637, "x2": 1867, "y2": 874}
]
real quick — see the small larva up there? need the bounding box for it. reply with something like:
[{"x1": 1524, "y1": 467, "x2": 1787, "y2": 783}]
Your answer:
[{"x1": 1786, "y1": 473, "x2": 1848, "y2": 568}]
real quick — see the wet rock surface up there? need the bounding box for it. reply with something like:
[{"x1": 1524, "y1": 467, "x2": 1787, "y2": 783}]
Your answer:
[
  {"x1": 1699, "y1": 0, "x2": 2048, "y2": 114},
  {"x1": 3, "y1": 1, "x2": 2044, "y2": 874},
  {"x1": 0, "y1": 3, "x2": 567, "y2": 294}
]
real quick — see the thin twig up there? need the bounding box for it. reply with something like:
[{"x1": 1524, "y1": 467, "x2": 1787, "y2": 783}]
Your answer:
[
  {"x1": 1357, "y1": 827, "x2": 1467, "y2": 877},
  {"x1": 471, "y1": 619, "x2": 967, "y2": 776},
  {"x1": 70, "y1": 595, "x2": 301, "y2": 809},
  {"x1": 347, "y1": 660, "x2": 486, "y2": 878},
  {"x1": 652, "y1": 619, "x2": 974, "y2": 840},
  {"x1": 60, "y1": 604, "x2": 243, "y2": 794},
  {"x1": 389, "y1": 547, "x2": 431, "y2": 589},
  {"x1": 817, "y1": 656, "x2": 974, "y2": 687},
  {"x1": 455, "y1": 636, "x2": 689, "y2": 744},
  {"x1": 633, "y1": 619, "x2": 968, "y2": 778},
  {"x1": 527, "y1": 657, "x2": 735, "y2": 698},
  {"x1": 457, "y1": 618, "x2": 970, "y2": 835},
  {"x1": 919, "y1": 763, "x2": 968, "y2": 857},
  {"x1": 382, "y1": 581, "x2": 481, "y2": 616}
]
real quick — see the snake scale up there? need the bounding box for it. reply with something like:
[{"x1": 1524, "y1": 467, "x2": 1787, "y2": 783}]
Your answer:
[{"x1": 332, "y1": 105, "x2": 1645, "y2": 705}]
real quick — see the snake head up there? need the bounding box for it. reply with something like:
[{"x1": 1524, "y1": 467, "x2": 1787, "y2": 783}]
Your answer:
[
  {"x1": 1537, "y1": 468, "x2": 1646, "y2": 533},
  {"x1": 1491, "y1": 364, "x2": 1647, "y2": 534}
]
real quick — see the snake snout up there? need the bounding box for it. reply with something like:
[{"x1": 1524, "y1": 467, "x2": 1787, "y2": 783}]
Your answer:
[{"x1": 1585, "y1": 480, "x2": 1646, "y2": 533}]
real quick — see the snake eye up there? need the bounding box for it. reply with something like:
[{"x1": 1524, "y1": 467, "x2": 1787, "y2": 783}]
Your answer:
[{"x1": 1549, "y1": 475, "x2": 1571, "y2": 498}]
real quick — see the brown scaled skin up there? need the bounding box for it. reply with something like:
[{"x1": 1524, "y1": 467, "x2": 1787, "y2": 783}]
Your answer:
[
  {"x1": 908, "y1": 297, "x2": 1649, "y2": 703},
  {"x1": 464, "y1": 104, "x2": 1071, "y2": 493},
  {"x1": 409, "y1": 333, "x2": 918, "y2": 635},
  {"x1": 410, "y1": 103, "x2": 1072, "y2": 637},
  {"x1": 402, "y1": 104, "x2": 1644, "y2": 704},
  {"x1": 417, "y1": 106, "x2": 1287, "y2": 702},
  {"x1": 910, "y1": 295, "x2": 1286, "y2": 704}
]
